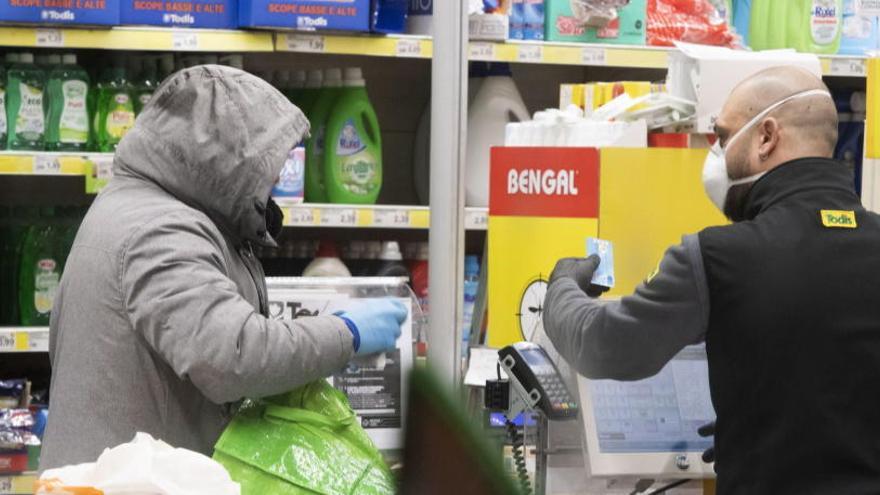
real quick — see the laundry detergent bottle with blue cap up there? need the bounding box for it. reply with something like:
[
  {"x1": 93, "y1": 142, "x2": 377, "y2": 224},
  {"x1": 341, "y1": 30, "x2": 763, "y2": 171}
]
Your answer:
[{"x1": 323, "y1": 67, "x2": 383, "y2": 205}]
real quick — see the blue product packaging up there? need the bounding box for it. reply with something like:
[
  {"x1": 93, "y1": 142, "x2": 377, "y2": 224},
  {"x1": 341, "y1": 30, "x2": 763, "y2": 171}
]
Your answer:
[
  {"x1": 273, "y1": 145, "x2": 305, "y2": 203},
  {"x1": 120, "y1": 0, "x2": 236, "y2": 28},
  {"x1": 523, "y1": 0, "x2": 543, "y2": 40},
  {"x1": 732, "y1": 0, "x2": 751, "y2": 46},
  {"x1": 509, "y1": 0, "x2": 524, "y2": 39},
  {"x1": 239, "y1": 0, "x2": 407, "y2": 32},
  {"x1": 0, "y1": 0, "x2": 119, "y2": 25},
  {"x1": 586, "y1": 237, "x2": 615, "y2": 288},
  {"x1": 839, "y1": 0, "x2": 879, "y2": 55},
  {"x1": 406, "y1": 0, "x2": 431, "y2": 34}
]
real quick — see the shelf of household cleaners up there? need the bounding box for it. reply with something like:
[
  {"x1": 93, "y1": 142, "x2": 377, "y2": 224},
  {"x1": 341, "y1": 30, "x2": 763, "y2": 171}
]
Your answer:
[
  {"x1": 0, "y1": 328, "x2": 49, "y2": 353},
  {"x1": 281, "y1": 204, "x2": 489, "y2": 231},
  {"x1": 0, "y1": 151, "x2": 113, "y2": 193},
  {"x1": 0, "y1": 26, "x2": 273, "y2": 52},
  {"x1": 0, "y1": 472, "x2": 38, "y2": 495},
  {"x1": 276, "y1": 32, "x2": 432, "y2": 58}
]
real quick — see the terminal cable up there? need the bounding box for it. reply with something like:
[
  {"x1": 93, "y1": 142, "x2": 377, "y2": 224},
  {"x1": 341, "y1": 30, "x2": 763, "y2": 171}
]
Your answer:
[{"x1": 505, "y1": 418, "x2": 532, "y2": 495}]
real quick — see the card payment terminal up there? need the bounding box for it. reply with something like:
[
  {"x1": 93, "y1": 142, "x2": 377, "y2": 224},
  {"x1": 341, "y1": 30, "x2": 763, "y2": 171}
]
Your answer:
[{"x1": 498, "y1": 342, "x2": 578, "y2": 420}]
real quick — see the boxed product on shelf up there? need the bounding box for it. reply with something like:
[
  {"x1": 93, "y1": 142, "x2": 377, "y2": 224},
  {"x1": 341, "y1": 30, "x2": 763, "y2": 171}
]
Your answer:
[
  {"x1": 406, "y1": 0, "x2": 431, "y2": 34},
  {"x1": 0, "y1": 0, "x2": 120, "y2": 26},
  {"x1": 238, "y1": 0, "x2": 407, "y2": 32},
  {"x1": 545, "y1": 0, "x2": 646, "y2": 44},
  {"x1": 120, "y1": 0, "x2": 237, "y2": 28}
]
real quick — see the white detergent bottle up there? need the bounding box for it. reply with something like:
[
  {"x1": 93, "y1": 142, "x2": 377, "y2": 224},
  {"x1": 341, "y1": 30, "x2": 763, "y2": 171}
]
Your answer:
[
  {"x1": 302, "y1": 240, "x2": 352, "y2": 277},
  {"x1": 465, "y1": 63, "x2": 529, "y2": 207}
]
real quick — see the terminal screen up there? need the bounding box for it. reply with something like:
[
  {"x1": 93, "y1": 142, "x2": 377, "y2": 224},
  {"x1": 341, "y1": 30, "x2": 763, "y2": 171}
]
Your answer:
[{"x1": 588, "y1": 344, "x2": 715, "y2": 453}]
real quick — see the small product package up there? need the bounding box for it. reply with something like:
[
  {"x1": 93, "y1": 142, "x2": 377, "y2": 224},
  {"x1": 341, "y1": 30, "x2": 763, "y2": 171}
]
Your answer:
[{"x1": 587, "y1": 237, "x2": 615, "y2": 288}]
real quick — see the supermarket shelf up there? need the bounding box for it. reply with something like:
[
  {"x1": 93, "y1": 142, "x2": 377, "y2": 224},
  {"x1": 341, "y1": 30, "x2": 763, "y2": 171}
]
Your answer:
[
  {"x1": 276, "y1": 32, "x2": 432, "y2": 58},
  {"x1": 0, "y1": 328, "x2": 49, "y2": 353},
  {"x1": 282, "y1": 204, "x2": 488, "y2": 230},
  {"x1": 0, "y1": 151, "x2": 111, "y2": 176},
  {"x1": 0, "y1": 472, "x2": 37, "y2": 495},
  {"x1": 0, "y1": 26, "x2": 273, "y2": 51}
]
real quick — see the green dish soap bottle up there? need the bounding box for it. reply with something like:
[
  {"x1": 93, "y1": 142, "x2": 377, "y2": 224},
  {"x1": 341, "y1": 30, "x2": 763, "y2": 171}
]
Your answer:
[
  {"x1": 6, "y1": 52, "x2": 46, "y2": 151},
  {"x1": 133, "y1": 56, "x2": 158, "y2": 115},
  {"x1": 45, "y1": 54, "x2": 91, "y2": 152},
  {"x1": 18, "y1": 207, "x2": 65, "y2": 326},
  {"x1": 305, "y1": 68, "x2": 343, "y2": 203},
  {"x1": 96, "y1": 64, "x2": 135, "y2": 152},
  {"x1": 323, "y1": 68, "x2": 383, "y2": 205}
]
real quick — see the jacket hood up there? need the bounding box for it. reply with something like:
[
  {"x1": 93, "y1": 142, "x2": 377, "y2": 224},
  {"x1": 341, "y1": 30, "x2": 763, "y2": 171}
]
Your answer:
[{"x1": 113, "y1": 64, "x2": 309, "y2": 247}]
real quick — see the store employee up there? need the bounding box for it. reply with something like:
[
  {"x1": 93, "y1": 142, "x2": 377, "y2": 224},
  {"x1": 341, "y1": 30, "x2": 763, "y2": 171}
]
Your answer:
[
  {"x1": 40, "y1": 66, "x2": 406, "y2": 469},
  {"x1": 544, "y1": 66, "x2": 880, "y2": 494}
]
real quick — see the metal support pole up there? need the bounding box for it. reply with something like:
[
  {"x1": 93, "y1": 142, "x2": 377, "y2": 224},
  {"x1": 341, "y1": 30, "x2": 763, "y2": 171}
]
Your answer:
[{"x1": 427, "y1": 0, "x2": 469, "y2": 385}]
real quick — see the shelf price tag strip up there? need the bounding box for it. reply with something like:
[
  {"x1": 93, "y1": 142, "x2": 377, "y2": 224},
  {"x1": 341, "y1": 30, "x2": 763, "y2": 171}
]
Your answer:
[
  {"x1": 396, "y1": 38, "x2": 423, "y2": 57},
  {"x1": 172, "y1": 31, "x2": 199, "y2": 51},
  {"x1": 35, "y1": 28, "x2": 63, "y2": 47},
  {"x1": 830, "y1": 57, "x2": 866, "y2": 77},
  {"x1": 319, "y1": 208, "x2": 357, "y2": 227},
  {"x1": 285, "y1": 34, "x2": 326, "y2": 53},
  {"x1": 33, "y1": 155, "x2": 61, "y2": 174}
]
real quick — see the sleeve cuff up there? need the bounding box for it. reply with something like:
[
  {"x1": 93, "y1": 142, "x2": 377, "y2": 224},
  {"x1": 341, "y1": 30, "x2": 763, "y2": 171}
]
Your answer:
[{"x1": 334, "y1": 313, "x2": 360, "y2": 352}]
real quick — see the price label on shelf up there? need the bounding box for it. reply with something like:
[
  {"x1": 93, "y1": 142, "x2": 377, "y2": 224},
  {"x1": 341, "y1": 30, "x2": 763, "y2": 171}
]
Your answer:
[
  {"x1": 396, "y1": 38, "x2": 422, "y2": 57},
  {"x1": 92, "y1": 155, "x2": 114, "y2": 180},
  {"x1": 286, "y1": 34, "x2": 326, "y2": 53},
  {"x1": 469, "y1": 42, "x2": 496, "y2": 60},
  {"x1": 33, "y1": 155, "x2": 61, "y2": 174},
  {"x1": 320, "y1": 208, "x2": 357, "y2": 227},
  {"x1": 36, "y1": 28, "x2": 64, "y2": 47},
  {"x1": 581, "y1": 47, "x2": 607, "y2": 66},
  {"x1": 172, "y1": 32, "x2": 199, "y2": 51},
  {"x1": 0, "y1": 476, "x2": 12, "y2": 493},
  {"x1": 374, "y1": 209, "x2": 411, "y2": 228},
  {"x1": 830, "y1": 58, "x2": 866, "y2": 77},
  {"x1": 287, "y1": 207, "x2": 316, "y2": 226},
  {"x1": 517, "y1": 44, "x2": 543, "y2": 63},
  {"x1": 0, "y1": 332, "x2": 16, "y2": 352},
  {"x1": 467, "y1": 211, "x2": 489, "y2": 230}
]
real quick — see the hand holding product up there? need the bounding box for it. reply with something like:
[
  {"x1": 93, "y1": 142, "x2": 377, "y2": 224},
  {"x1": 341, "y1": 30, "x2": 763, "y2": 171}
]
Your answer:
[
  {"x1": 336, "y1": 299, "x2": 407, "y2": 355},
  {"x1": 549, "y1": 255, "x2": 608, "y2": 298}
]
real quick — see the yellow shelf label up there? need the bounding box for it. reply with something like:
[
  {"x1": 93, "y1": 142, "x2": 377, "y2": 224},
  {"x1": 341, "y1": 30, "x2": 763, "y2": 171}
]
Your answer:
[
  {"x1": 409, "y1": 210, "x2": 430, "y2": 228},
  {"x1": 357, "y1": 208, "x2": 374, "y2": 226},
  {"x1": 14, "y1": 332, "x2": 29, "y2": 351}
]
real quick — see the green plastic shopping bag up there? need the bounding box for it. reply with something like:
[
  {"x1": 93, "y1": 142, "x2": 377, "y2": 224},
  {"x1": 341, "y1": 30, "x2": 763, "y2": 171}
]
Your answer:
[{"x1": 213, "y1": 380, "x2": 396, "y2": 495}]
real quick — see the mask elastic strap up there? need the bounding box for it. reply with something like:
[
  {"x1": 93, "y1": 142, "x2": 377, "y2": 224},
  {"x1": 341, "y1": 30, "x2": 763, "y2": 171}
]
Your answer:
[{"x1": 724, "y1": 89, "x2": 833, "y2": 149}]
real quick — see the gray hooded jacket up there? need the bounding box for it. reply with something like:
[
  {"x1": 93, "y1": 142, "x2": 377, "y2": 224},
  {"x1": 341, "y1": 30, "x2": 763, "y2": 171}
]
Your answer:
[{"x1": 40, "y1": 66, "x2": 355, "y2": 470}]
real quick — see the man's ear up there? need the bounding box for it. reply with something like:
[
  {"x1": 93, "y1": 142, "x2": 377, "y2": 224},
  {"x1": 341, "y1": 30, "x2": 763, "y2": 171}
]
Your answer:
[{"x1": 757, "y1": 117, "x2": 780, "y2": 161}]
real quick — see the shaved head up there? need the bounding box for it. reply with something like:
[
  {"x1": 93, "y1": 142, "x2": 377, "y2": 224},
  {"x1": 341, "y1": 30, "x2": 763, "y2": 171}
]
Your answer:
[{"x1": 717, "y1": 66, "x2": 838, "y2": 156}]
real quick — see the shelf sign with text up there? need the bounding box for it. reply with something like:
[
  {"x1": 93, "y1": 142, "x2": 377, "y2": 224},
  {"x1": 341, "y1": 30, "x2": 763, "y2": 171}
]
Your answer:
[
  {"x1": 488, "y1": 147, "x2": 600, "y2": 347},
  {"x1": 0, "y1": 0, "x2": 119, "y2": 25}
]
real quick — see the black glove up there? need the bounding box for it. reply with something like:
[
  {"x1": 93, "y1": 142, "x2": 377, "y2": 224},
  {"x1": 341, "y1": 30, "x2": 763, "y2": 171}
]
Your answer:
[
  {"x1": 698, "y1": 421, "x2": 715, "y2": 464},
  {"x1": 549, "y1": 255, "x2": 609, "y2": 298},
  {"x1": 264, "y1": 196, "x2": 284, "y2": 240}
]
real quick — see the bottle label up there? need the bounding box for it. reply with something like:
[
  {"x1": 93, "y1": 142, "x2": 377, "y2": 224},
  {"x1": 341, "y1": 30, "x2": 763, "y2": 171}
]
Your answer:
[
  {"x1": 273, "y1": 146, "x2": 305, "y2": 198},
  {"x1": 60, "y1": 80, "x2": 89, "y2": 144},
  {"x1": 335, "y1": 118, "x2": 379, "y2": 196},
  {"x1": 106, "y1": 92, "x2": 135, "y2": 139},
  {"x1": 138, "y1": 93, "x2": 152, "y2": 107},
  {"x1": 313, "y1": 124, "x2": 326, "y2": 156},
  {"x1": 0, "y1": 88, "x2": 6, "y2": 136},
  {"x1": 17, "y1": 82, "x2": 44, "y2": 139},
  {"x1": 812, "y1": 0, "x2": 841, "y2": 44},
  {"x1": 34, "y1": 258, "x2": 59, "y2": 315}
]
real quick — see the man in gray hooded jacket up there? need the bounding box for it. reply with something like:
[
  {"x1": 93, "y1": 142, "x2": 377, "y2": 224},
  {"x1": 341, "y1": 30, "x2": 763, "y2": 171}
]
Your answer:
[{"x1": 40, "y1": 65, "x2": 405, "y2": 469}]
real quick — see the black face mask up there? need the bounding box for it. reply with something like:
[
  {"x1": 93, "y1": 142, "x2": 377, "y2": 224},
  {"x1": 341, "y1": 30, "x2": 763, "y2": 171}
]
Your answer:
[
  {"x1": 723, "y1": 183, "x2": 755, "y2": 222},
  {"x1": 264, "y1": 196, "x2": 283, "y2": 240}
]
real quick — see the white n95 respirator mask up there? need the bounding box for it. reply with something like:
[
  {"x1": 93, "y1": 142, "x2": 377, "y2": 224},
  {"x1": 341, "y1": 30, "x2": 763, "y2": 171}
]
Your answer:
[{"x1": 702, "y1": 88, "x2": 833, "y2": 215}]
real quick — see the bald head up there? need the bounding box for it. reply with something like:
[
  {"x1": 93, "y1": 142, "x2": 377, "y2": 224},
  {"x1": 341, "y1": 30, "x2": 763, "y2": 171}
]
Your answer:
[{"x1": 718, "y1": 66, "x2": 838, "y2": 155}]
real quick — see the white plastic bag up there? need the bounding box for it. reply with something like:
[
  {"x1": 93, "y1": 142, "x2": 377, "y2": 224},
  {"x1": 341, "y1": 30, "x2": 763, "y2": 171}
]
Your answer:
[{"x1": 38, "y1": 433, "x2": 240, "y2": 495}]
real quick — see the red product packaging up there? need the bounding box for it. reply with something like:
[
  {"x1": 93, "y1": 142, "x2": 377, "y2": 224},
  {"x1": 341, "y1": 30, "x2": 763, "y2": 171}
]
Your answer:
[{"x1": 647, "y1": 0, "x2": 740, "y2": 47}]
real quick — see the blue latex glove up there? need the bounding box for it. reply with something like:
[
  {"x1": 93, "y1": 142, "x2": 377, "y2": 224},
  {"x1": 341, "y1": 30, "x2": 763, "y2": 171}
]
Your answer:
[{"x1": 335, "y1": 299, "x2": 407, "y2": 355}]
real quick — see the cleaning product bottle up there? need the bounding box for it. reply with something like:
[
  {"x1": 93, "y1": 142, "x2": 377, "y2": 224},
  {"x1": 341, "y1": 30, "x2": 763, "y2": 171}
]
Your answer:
[
  {"x1": 6, "y1": 52, "x2": 46, "y2": 151},
  {"x1": 375, "y1": 241, "x2": 409, "y2": 278},
  {"x1": 408, "y1": 242, "x2": 429, "y2": 318},
  {"x1": 733, "y1": 0, "x2": 752, "y2": 47},
  {"x1": 45, "y1": 54, "x2": 91, "y2": 152},
  {"x1": 343, "y1": 240, "x2": 365, "y2": 275},
  {"x1": 133, "y1": 56, "x2": 158, "y2": 115},
  {"x1": 302, "y1": 240, "x2": 352, "y2": 277},
  {"x1": 839, "y1": 0, "x2": 878, "y2": 54},
  {"x1": 0, "y1": 61, "x2": 6, "y2": 147},
  {"x1": 789, "y1": 0, "x2": 843, "y2": 53},
  {"x1": 462, "y1": 255, "x2": 480, "y2": 348},
  {"x1": 465, "y1": 63, "x2": 529, "y2": 207},
  {"x1": 323, "y1": 67, "x2": 383, "y2": 204},
  {"x1": 287, "y1": 70, "x2": 306, "y2": 102},
  {"x1": 272, "y1": 144, "x2": 305, "y2": 204},
  {"x1": 96, "y1": 62, "x2": 135, "y2": 152},
  {"x1": 360, "y1": 240, "x2": 382, "y2": 276},
  {"x1": 413, "y1": 62, "x2": 489, "y2": 205},
  {"x1": 218, "y1": 54, "x2": 244, "y2": 71},
  {"x1": 18, "y1": 207, "x2": 65, "y2": 326},
  {"x1": 299, "y1": 69, "x2": 323, "y2": 115},
  {"x1": 159, "y1": 53, "x2": 176, "y2": 81},
  {"x1": 305, "y1": 68, "x2": 343, "y2": 203},
  {"x1": 748, "y1": 0, "x2": 769, "y2": 49},
  {"x1": 275, "y1": 69, "x2": 291, "y2": 95}
]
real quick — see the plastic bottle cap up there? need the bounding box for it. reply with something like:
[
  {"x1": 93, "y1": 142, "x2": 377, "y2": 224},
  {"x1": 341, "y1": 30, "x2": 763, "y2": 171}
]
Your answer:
[
  {"x1": 47, "y1": 54, "x2": 61, "y2": 65},
  {"x1": 343, "y1": 67, "x2": 366, "y2": 87},
  {"x1": 293, "y1": 70, "x2": 307, "y2": 83},
  {"x1": 323, "y1": 68, "x2": 343, "y2": 87},
  {"x1": 348, "y1": 241, "x2": 365, "y2": 258},
  {"x1": 416, "y1": 242, "x2": 429, "y2": 261},
  {"x1": 160, "y1": 54, "x2": 175, "y2": 73},
  {"x1": 62, "y1": 54, "x2": 76, "y2": 65},
  {"x1": 276, "y1": 69, "x2": 291, "y2": 86},
  {"x1": 364, "y1": 241, "x2": 382, "y2": 260},
  {"x1": 306, "y1": 69, "x2": 323, "y2": 88},
  {"x1": 379, "y1": 241, "x2": 403, "y2": 261},
  {"x1": 20, "y1": 53, "x2": 34, "y2": 63},
  {"x1": 315, "y1": 241, "x2": 341, "y2": 258},
  {"x1": 5, "y1": 53, "x2": 19, "y2": 63},
  {"x1": 223, "y1": 54, "x2": 244, "y2": 70}
]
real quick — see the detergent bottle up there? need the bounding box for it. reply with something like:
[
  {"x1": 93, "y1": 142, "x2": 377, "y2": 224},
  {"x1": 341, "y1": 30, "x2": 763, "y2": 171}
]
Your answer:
[
  {"x1": 305, "y1": 68, "x2": 343, "y2": 203},
  {"x1": 18, "y1": 207, "x2": 66, "y2": 326},
  {"x1": 96, "y1": 63, "x2": 135, "y2": 152},
  {"x1": 732, "y1": 0, "x2": 751, "y2": 46},
  {"x1": 6, "y1": 52, "x2": 46, "y2": 151},
  {"x1": 323, "y1": 67, "x2": 383, "y2": 204},
  {"x1": 302, "y1": 241, "x2": 351, "y2": 277},
  {"x1": 465, "y1": 63, "x2": 529, "y2": 207},
  {"x1": 132, "y1": 56, "x2": 158, "y2": 115},
  {"x1": 839, "y1": 0, "x2": 878, "y2": 54},
  {"x1": 790, "y1": 0, "x2": 843, "y2": 53},
  {"x1": 45, "y1": 54, "x2": 91, "y2": 151}
]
